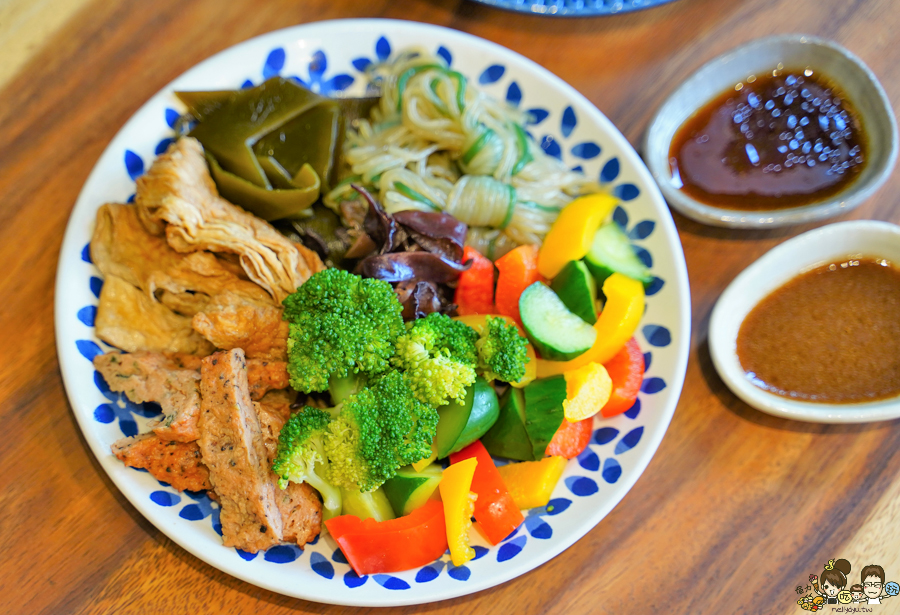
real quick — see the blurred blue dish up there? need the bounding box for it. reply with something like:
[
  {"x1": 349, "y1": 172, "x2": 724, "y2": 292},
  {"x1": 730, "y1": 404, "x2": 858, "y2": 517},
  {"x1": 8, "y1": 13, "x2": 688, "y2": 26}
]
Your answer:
[{"x1": 470, "y1": 0, "x2": 681, "y2": 17}]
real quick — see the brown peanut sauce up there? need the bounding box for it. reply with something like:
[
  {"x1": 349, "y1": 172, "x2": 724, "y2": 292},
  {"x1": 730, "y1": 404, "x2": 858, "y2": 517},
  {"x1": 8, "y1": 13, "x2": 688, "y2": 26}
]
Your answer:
[
  {"x1": 670, "y1": 68, "x2": 866, "y2": 210},
  {"x1": 736, "y1": 257, "x2": 900, "y2": 403}
]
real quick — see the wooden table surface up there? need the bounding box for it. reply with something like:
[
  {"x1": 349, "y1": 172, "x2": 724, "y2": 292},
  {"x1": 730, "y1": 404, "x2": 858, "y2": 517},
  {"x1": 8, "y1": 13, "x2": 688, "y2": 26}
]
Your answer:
[{"x1": 2, "y1": 0, "x2": 899, "y2": 613}]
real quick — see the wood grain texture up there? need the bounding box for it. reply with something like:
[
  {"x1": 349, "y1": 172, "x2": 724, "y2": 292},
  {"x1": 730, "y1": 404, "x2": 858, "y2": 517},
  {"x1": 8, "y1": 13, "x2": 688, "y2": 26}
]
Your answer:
[{"x1": 0, "y1": 0, "x2": 898, "y2": 613}]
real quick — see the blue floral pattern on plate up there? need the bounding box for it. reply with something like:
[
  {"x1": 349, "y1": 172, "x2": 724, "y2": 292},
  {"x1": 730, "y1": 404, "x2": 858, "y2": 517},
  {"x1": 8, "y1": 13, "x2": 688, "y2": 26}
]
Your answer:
[{"x1": 56, "y1": 20, "x2": 688, "y2": 606}]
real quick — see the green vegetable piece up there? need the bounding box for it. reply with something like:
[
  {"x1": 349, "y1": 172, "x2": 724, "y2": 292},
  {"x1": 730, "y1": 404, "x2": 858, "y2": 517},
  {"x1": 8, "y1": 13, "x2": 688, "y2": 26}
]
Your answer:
[
  {"x1": 186, "y1": 77, "x2": 330, "y2": 188},
  {"x1": 328, "y1": 372, "x2": 367, "y2": 405},
  {"x1": 393, "y1": 181, "x2": 441, "y2": 211},
  {"x1": 519, "y1": 282, "x2": 597, "y2": 361},
  {"x1": 482, "y1": 376, "x2": 567, "y2": 461},
  {"x1": 585, "y1": 222, "x2": 654, "y2": 288},
  {"x1": 462, "y1": 127, "x2": 496, "y2": 165},
  {"x1": 550, "y1": 260, "x2": 598, "y2": 324},
  {"x1": 481, "y1": 386, "x2": 533, "y2": 461},
  {"x1": 512, "y1": 123, "x2": 533, "y2": 175},
  {"x1": 271, "y1": 407, "x2": 343, "y2": 520},
  {"x1": 283, "y1": 269, "x2": 405, "y2": 393},
  {"x1": 177, "y1": 90, "x2": 378, "y2": 190},
  {"x1": 174, "y1": 89, "x2": 233, "y2": 121},
  {"x1": 175, "y1": 77, "x2": 361, "y2": 219},
  {"x1": 522, "y1": 376, "x2": 567, "y2": 460},
  {"x1": 435, "y1": 377, "x2": 500, "y2": 458},
  {"x1": 324, "y1": 371, "x2": 439, "y2": 492},
  {"x1": 256, "y1": 155, "x2": 298, "y2": 190},
  {"x1": 341, "y1": 486, "x2": 396, "y2": 522},
  {"x1": 396, "y1": 63, "x2": 444, "y2": 111},
  {"x1": 205, "y1": 152, "x2": 320, "y2": 221},
  {"x1": 253, "y1": 103, "x2": 341, "y2": 189},
  {"x1": 382, "y1": 464, "x2": 443, "y2": 517},
  {"x1": 476, "y1": 315, "x2": 529, "y2": 383},
  {"x1": 391, "y1": 313, "x2": 479, "y2": 407}
]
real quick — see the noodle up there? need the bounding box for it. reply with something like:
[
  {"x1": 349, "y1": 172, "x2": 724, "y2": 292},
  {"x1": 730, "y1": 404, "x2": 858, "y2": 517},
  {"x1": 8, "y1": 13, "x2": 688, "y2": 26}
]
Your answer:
[{"x1": 325, "y1": 47, "x2": 602, "y2": 257}]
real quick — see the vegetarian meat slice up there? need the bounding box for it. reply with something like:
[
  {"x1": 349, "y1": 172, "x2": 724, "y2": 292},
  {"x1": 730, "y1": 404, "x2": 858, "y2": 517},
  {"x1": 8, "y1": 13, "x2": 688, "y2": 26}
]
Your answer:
[
  {"x1": 111, "y1": 433, "x2": 211, "y2": 492},
  {"x1": 93, "y1": 350, "x2": 289, "y2": 442},
  {"x1": 94, "y1": 351, "x2": 202, "y2": 442},
  {"x1": 256, "y1": 390, "x2": 322, "y2": 546},
  {"x1": 199, "y1": 349, "x2": 283, "y2": 553},
  {"x1": 246, "y1": 359, "x2": 290, "y2": 400}
]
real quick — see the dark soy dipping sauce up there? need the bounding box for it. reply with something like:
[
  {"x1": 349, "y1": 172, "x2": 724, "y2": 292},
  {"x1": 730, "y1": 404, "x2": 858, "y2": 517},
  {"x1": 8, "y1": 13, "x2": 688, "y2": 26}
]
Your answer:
[
  {"x1": 670, "y1": 68, "x2": 866, "y2": 210},
  {"x1": 737, "y1": 258, "x2": 900, "y2": 403}
]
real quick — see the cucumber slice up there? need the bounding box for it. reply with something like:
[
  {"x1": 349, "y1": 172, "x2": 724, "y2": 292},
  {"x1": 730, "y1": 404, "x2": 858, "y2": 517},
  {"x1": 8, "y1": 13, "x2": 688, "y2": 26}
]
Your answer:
[
  {"x1": 512, "y1": 123, "x2": 533, "y2": 175},
  {"x1": 481, "y1": 386, "x2": 533, "y2": 460},
  {"x1": 462, "y1": 127, "x2": 496, "y2": 165},
  {"x1": 550, "y1": 260, "x2": 598, "y2": 324},
  {"x1": 519, "y1": 282, "x2": 597, "y2": 361},
  {"x1": 435, "y1": 377, "x2": 500, "y2": 458},
  {"x1": 522, "y1": 376, "x2": 567, "y2": 459},
  {"x1": 341, "y1": 486, "x2": 395, "y2": 521},
  {"x1": 481, "y1": 376, "x2": 567, "y2": 461},
  {"x1": 382, "y1": 464, "x2": 443, "y2": 517},
  {"x1": 396, "y1": 64, "x2": 443, "y2": 111},
  {"x1": 585, "y1": 222, "x2": 653, "y2": 287},
  {"x1": 393, "y1": 181, "x2": 441, "y2": 211}
]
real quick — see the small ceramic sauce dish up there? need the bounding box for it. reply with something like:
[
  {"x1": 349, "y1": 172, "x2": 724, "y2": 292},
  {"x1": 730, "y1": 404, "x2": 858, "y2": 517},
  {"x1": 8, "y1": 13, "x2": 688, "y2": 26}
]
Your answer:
[
  {"x1": 709, "y1": 220, "x2": 900, "y2": 423},
  {"x1": 644, "y1": 35, "x2": 898, "y2": 228}
]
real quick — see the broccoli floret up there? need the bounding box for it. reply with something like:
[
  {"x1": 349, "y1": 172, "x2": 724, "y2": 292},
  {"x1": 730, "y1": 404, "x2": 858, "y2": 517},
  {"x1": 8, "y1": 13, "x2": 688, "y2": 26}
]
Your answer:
[
  {"x1": 282, "y1": 269, "x2": 404, "y2": 393},
  {"x1": 391, "y1": 312, "x2": 478, "y2": 406},
  {"x1": 328, "y1": 372, "x2": 368, "y2": 405},
  {"x1": 325, "y1": 371, "x2": 439, "y2": 492},
  {"x1": 271, "y1": 407, "x2": 343, "y2": 519},
  {"x1": 476, "y1": 315, "x2": 529, "y2": 383}
]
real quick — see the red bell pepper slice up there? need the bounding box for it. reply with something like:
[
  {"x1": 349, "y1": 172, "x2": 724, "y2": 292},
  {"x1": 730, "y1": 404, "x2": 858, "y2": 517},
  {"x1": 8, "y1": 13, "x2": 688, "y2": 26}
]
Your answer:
[
  {"x1": 545, "y1": 417, "x2": 592, "y2": 459},
  {"x1": 449, "y1": 440, "x2": 524, "y2": 545},
  {"x1": 324, "y1": 499, "x2": 447, "y2": 575},
  {"x1": 601, "y1": 337, "x2": 645, "y2": 418},
  {"x1": 494, "y1": 244, "x2": 542, "y2": 329},
  {"x1": 455, "y1": 246, "x2": 495, "y2": 315}
]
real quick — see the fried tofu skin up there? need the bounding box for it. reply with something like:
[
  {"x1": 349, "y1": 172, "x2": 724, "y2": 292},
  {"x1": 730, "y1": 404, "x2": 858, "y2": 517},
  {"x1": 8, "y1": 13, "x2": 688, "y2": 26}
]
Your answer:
[
  {"x1": 135, "y1": 137, "x2": 324, "y2": 302},
  {"x1": 192, "y1": 291, "x2": 289, "y2": 361},
  {"x1": 95, "y1": 275, "x2": 215, "y2": 355}
]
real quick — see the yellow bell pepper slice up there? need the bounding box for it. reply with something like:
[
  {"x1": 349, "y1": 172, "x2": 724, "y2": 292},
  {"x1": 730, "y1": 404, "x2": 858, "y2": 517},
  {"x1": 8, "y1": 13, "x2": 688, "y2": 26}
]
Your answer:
[
  {"x1": 412, "y1": 440, "x2": 438, "y2": 473},
  {"x1": 439, "y1": 457, "x2": 478, "y2": 567},
  {"x1": 536, "y1": 273, "x2": 645, "y2": 377},
  {"x1": 563, "y1": 362, "x2": 613, "y2": 421},
  {"x1": 496, "y1": 456, "x2": 567, "y2": 510},
  {"x1": 453, "y1": 314, "x2": 536, "y2": 388},
  {"x1": 537, "y1": 193, "x2": 618, "y2": 279}
]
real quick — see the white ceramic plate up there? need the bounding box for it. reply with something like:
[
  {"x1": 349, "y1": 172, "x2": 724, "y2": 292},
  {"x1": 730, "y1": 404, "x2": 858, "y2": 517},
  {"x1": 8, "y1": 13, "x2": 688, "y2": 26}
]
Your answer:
[
  {"x1": 709, "y1": 220, "x2": 900, "y2": 423},
  {"x1": 54, "y1": 19, "x2": 691, "y2": 606}
]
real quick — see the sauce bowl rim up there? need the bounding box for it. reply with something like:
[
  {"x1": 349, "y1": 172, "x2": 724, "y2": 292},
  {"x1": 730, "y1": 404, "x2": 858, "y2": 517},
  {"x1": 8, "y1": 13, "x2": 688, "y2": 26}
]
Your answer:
[
  {"x1": 709, "y1": 219, "x2": 900, "y2": 423},
  {"x1": 643, "y1": 34, "x2": 899, "y2": 229}
]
